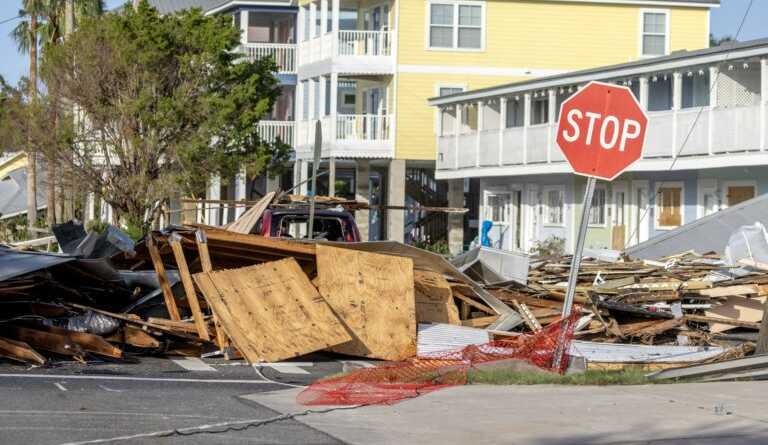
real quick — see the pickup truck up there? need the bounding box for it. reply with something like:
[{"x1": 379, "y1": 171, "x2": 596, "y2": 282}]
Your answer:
[{"x1": 257, "y1": 208, "x2": 362, "y2": 242}]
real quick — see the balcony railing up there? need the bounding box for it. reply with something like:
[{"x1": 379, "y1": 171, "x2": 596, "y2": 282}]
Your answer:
[
  {"x1": 242, "y1": 43, "x2": 296, "y2": 74},
  {"x1": 336, "y1": 114, "x2": 390, "y2": 141},
  {"x1": 338, "y1": 30, "x2": 391, "y2": 57},
  {"x1": 258, "y1": 120, "x2": 295, "y2": 146}
]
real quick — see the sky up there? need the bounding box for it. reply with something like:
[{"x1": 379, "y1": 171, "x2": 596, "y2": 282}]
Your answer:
[{"x1": 0, "y1": 0, "x2": 766, "y2": 86}]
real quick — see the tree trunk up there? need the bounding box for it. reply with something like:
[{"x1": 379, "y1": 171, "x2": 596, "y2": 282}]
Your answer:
[
  {"x1": 26, "y1": 14, "x2": 38, "y2": 226},
  {"x1": 46, "y1": 163, "x2": 56, "y2": 226}
]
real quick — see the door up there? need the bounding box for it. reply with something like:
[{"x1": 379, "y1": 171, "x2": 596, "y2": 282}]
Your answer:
[
  {"x1": 612, "y1": 187, "x2": 628, "y2": 249},
  {"x1": 525, "y1": 187, "x2": 539, "y2": 253},
  {"x1": 727, "y1": 186, "x2": 755, "y2": 207},
  {"x1": 632, "y1": 181, "x2": 649, "y2": 246},
  {"x1": 483, "y1": 191, "x2": 511, "y2": 250},
  {"x1": 362, "y1": 86, "x2": 385, "y2": 139}
]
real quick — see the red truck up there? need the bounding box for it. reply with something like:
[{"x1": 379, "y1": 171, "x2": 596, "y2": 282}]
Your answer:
[{"x1": 257, "y1": 208, "x2": 362, "y2": 242}]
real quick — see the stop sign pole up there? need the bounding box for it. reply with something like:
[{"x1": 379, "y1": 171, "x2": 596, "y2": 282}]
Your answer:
[{"x1": 552, "y1": 81, "x2": 648, "y2": 370}]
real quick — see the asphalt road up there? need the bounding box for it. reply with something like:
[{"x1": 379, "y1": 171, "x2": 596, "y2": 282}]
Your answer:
[{"x1": 0, "y1": 354, "x2": 363, "y2": 445}]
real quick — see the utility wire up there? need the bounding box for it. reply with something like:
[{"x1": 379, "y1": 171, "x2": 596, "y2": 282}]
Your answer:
[
  {"x1": 0, "y1": 15, "x2": 21, "y2": 25},
  {"x1": 622, "y1": 0, "x2": 755, "y2": 250}
]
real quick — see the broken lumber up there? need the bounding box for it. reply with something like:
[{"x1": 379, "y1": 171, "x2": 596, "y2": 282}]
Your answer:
[{"x1": 0, "y1": 336, "x2": 47, "y2": 365}]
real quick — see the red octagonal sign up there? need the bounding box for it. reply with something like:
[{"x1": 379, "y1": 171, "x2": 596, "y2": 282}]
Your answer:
[{"x1": 556, "y1": 81, "x2": 648, "y2": 181}]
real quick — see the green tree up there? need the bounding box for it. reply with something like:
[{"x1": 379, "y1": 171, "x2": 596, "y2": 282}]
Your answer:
[{"x1": 41, "y1": 1, "x2": 290, "y2": 231}]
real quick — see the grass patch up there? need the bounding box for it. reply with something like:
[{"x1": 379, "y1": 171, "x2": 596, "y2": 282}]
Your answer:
[{"x1": 467, "y1": 366, "x2": 677, "y2": 385}]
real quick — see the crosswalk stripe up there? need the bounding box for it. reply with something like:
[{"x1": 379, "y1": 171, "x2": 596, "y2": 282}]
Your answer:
[
  {"x1": 254, "y1": 363, "x2": 312, "y2": 374},
  {"x1": 169, "y1": 357, "x2": 217, "y2": 372}
]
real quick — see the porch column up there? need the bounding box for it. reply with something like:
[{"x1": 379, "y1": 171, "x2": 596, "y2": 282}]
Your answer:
[
  {"x1": 547, "y1": 88, "x2": 556, "y2": 162},
  {"x1": 454, "y1": 104, "x2": 462, "y2": 170},
  {"x1": 234, "y1": 166, "x2": 246, "y2": 219},
  {"x1": 331, "y1": 0, "x2": 339, "y2": 33},
  {"x1": 355, "y1": 159, "x2": 370, "y2": 240},
  {"x1": 476, "y1": 101, "x2": 483, "y2": 167},
  {"x1": 672, "y1": 71, "x2": 682, "y2": 158},
  {"x1": 498, "y1": 96, "x2": 507, "y2": 166},
  {"x1": 87, "y1": 192, "x2": 95, "y2": 222},
  {"x1": 319, "y1": 75, "x2": 327, "y2": 117},
  {"x1": 206, "y1": 174, "x2": 221, "y2": 226},
  {"x1": 387, "y1": 159, "x2": 405, "y2": 243},
  {"x1": 708, "y1": 65, "x2": 719, "y2": 155},
  {"x1": 239, "y1": 10, "x2": 248, "y2": 46},
  {"x1": 309, "y1": 2, "x2": 317, "y2": 39},
  {"x1": 523, "y1": 92, "x2": 531, "y2": 165},
  {"x1": 297, "y1": 5, "x2": 305, "y2": 42},
  {"x1": 320, "y1": 0, "x2": 328, "y2": 35},
  {"x1": 447, "y1": 179, "x2": 464, "y2": 256},
  {"x1": 330, "y1": 72, "x2": 338, "y2": 140},
  {"x1": 761, "y1": 58, "x2": 768, "y2": 151},
  {"x1": 308, "y1": 78, "x2": 316, "y2": 119},
  {"x1": 639, "y1": 76, "x2": 649, "y2": 111},
  {"x1": 328, "y1": 157, "x2": 336, "y2": 197}
]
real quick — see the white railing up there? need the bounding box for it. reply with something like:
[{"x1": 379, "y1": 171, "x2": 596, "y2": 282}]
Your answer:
[
  {"x1": 241, "y1": 43, "x2": 296, "y2": 74},
  {"x1": 338, "y1": 30, "x2": 391, "y2": 57},
  {"x1": 258, "y1": 121, "x2": 296, "y2": 146},
  {"x1": 336, "y1": 114, "x2": 391, "y2": 140}
]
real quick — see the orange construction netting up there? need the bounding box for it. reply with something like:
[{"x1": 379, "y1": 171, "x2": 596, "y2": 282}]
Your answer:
[{"x1": 297, "y1": 312, "x2": 580, "y2": 406}]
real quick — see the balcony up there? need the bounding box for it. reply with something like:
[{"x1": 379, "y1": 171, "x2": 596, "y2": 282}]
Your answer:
[
  {"x1": 241, "y1": 43, "x2": 297, "y2": 75},
  {"x1": 295, "y1": 114, "x2": 393, "y2": 159},
  {"x1": 298, "y1": 30, "x2": 394, "y2": 76},
  {"x1": 258, "y1": 121, "x2": 296, "y2": 146}
]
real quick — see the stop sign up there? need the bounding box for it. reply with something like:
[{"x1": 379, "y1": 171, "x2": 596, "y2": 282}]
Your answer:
[{"x1": 556, "y1": 81, "x2": 648, "y2": 181}]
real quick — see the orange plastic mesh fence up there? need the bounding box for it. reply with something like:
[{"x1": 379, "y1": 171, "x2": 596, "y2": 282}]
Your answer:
[{"x1": 296, "y1": 312, "x2": 580, "y2": 406}]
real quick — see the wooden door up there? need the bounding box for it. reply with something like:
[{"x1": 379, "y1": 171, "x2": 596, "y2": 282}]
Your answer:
[{"x1": 727, "y1": 186, "x2": 755, "y2": 207}]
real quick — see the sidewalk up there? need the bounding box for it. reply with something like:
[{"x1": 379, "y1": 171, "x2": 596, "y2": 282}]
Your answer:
[{"x1": 244, "y1": 382, "x2": 768, "y2": 444}]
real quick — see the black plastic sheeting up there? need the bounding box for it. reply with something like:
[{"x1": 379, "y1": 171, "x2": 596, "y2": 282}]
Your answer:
[{"x1": 0, "y1": 247, "x2": 75, "y2": 282}]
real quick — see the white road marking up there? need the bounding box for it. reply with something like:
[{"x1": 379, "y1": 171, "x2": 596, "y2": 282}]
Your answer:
[
  {"x1": 98, "y1": 384, "x2": 125, "y2": 393},
  {"x1": 54, "y1": 382, "x2": 67, "y2": 391},
  {"x1": 254, "y1": 362, "x2": 313, "y2": 375},
  {"x1": 0, "y1": 373, "x2": 274, "y2": 384},
  {"x1": 169, "y1": 357, "x2": 217, "y2": 372},
  {"x1": 341, "y1": 360, "x2": 375, "y2": 368}
]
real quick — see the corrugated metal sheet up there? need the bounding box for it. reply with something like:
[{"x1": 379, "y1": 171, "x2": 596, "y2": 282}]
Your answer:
[
  {"x1": 569, "y1": 340, "x2": 725, "y2": 363},
  {"x1": 145, "y1": 0, "x2": 225, "y2": 14},
  {"x1": 416, "y1": 323, "x2": 490, "y2": 358},
  {"x1": 0, "y1": 247, "x2": 75, "y2": 282},
  {"x1": 625, "y1": 193, "x2": 768, "y2": 260},
  {"x1": 450, "y1": 247, "x2": 529, "y2": 285}
]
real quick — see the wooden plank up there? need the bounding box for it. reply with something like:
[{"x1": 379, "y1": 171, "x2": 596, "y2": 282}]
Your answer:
[
  {"x1": 699, "y1": 285, "x2": 759, "y2": 298},
  {"x1": 413, "y1": 270, "x2": 460, "y2": 325},
  {"x1": 316, "y1": 245, "x2": 416, "y2": 361},
  {"x1": 18, "y1": 324, "x2": 122, "y2": 358},
  {"x1": 631, "y1": 318, "x2": 686, "y2": 338},
  {"x1": 685, "y1": 314, "x2": 761, "y2": 330},
  {"x1": 193, "y1": 258, "x2": 351, "y2": 363},
  {"x1": 451, "y1": 291, "x2": 495, "y2": 315},
  {"x1": 0, "y1": 336, "x2": 46, "y2": 365},
  {"x1": 461, "y1": 315, "x2": 500, "y2": 328},
  {"x1": 146, "y1": 235, "x2": 181, "y2": 321},
  {"x1": 0, "y1": 325, "x2": 85, "y2": 359},
  {"x1": 195, "y1": 230, "x2": 229, "y2": 350},
  {"x1": 225, "y1": 191, "x2": 276, "y2": 234},
  {"x1": 168, "y1": 234, "x2": 211, "y2": 340},
  {"x1": 704, "y1": 295, "x2": 766, "y2": 333},
  {"x1": 105, "y1": 326, "x2": 161, "y2": 348}
]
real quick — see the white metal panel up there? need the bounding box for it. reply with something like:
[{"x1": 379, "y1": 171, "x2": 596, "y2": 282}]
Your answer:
[
  {"x1": 457, "y1": 133, "x2": 477, "y2": 168},
  {"x1": 643, "y1": 111, "x2": 674, "y2": 158},
  {"x1": 549, "y1": 125, "x2": 565, "y2": 162},
  {"x1": 416, "y1": 323, "x2": 490, "y2": 358},
  {"x1": 712, "y1": 105, "x2": 761, "y2": 153},
  {"x1": 437, "y1": 137, "x2": 455, "y2": 170},
  {"x1": 676, "y1": 109, "x2": 708, "y2": 156},
  {"x1": 569, "y1": 340, "x2": 725, "y2": 363}
]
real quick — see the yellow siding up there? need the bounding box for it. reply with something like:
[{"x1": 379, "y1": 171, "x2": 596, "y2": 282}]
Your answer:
[
  {"x1": 397, "y1": 1, "x2": 708, "y2": 69},
  {"x1": 395, "y1": 73, "x2": 527, "y2": 160},
  {"x1": 394, "y1": 1, "x2": 709, "y2": 160},
  {"x1": 0, "y1": 154, "x2": 27, "y2": 178}
]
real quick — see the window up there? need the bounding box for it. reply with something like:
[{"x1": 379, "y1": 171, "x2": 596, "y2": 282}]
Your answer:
[
  {"x1": 429, "y1": 2, "x2": 484, "y2": 50},
  {"x1": 657, "y1": 186, "x2": 682, "y2": 228},
  {"x1": 681, "y1": 69, "x2": 710, "y2": 108},
  {"x1": 544, "y1": 188, "x2": 564, "y2": 225},
  {"x1": 485, "y1": 192, "x2": 510, "y2": 224},
  {"x1": 343, "y1": 92, "x2": 356, "y2": 106},
  {"x1": 588, "y1": 188, "x2": 606, "y2": 225},
  {"x1": 505, "y1": 98, "x2": 524, "y2": 128},
  {"x1": 531, "y1": 96, "x2": 549, "y2": 125},
  {"x1": 641, "y1": 10, "x2": 668, "y2": 56},
  {"x1": 439, "y1": 86, "x2": 464, "y2": 97}
]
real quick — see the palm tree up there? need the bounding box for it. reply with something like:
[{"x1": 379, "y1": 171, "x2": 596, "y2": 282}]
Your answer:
[{"x1": 11, "y1": 0, "x2": 45, "y2": 227}]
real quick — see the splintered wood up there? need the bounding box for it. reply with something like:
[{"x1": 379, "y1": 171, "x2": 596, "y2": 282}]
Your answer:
[
  {"x1": 316, "y1": 245, "x2": 417, "y2": 361},
  {"x1": 193, "y1": 258, "x2": 351, "y2": 363},
  {"x1": 414, "y1": 270, "x2": 461, "y2": 325}
]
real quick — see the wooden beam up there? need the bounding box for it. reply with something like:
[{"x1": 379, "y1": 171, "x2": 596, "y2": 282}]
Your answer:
[
  {"x1": 64, "y1": 303, "x2": 203, "y2": 341},
  {"x1": 20, "y1": 324, "x2": 122, "y2": 358},
  {"x1": 105, "y1": 326, "x2": 161, "y2": 349},
  {"x1": 685, "y1": 314, "x2": 761, "y2": 330},
  {"x1": 146, "y1": 235, "x2": 181, "y2": 321},
  {"x1": 195, "y1": 230, "x2": 230, "y2": 351},
  {"x1": 452, "y1": 291, "x2": 495, "y2": 315},
  {"x1": 0, "y1": 336, "x2": 46, "y2": 365},
  {"x1": 169, "y1": 234, "x2": 211, "y2": 340},
  {"x1": 461, "y1": 315, "x2": 499, "y2": 328},
  {"x1": 0, "y1": 325, "x2": 85, "y2": 359}
]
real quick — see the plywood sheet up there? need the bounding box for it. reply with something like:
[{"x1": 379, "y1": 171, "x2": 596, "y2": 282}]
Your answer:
[
  {"x1": 413, "y1": 270, "x2": 460, "y2": 325},
  {"x1": 705, "y1": 295, "x2": 766, "y2": 333},
  {"x1": 316, "y1": 245, "x2": 416, "y2": 360},
  {"x1": 193, "y1": 258, "x2": 351, "y2": 363}
]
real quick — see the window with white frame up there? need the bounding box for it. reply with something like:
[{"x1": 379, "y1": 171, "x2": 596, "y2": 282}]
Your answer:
[
  {"x1": 589, "y1": 188, "x2": 606, "y2": 225},
  {"x1": 428, "y1": 2, "x2": 484, "y2": 50},
  {"x1": 485, "y1": 192, "x2": 510, "y2": 224},
  {"x1": 439, "y1": 86, "x2": 464, "y2": 97},
  {"x1": 641, "y1": 10, "x2": 668, "y2": 56},
  {"x1": 657, "y1": 185, "x2": 683, "y2": 228},
  {"x1": 544, "y1": 187, "x2": 565, "y2": 226}
]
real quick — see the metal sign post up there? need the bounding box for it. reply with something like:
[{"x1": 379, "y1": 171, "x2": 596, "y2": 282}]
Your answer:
[{"x1": 308, "y1": 120, "x2": 322, "y2": 240}]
